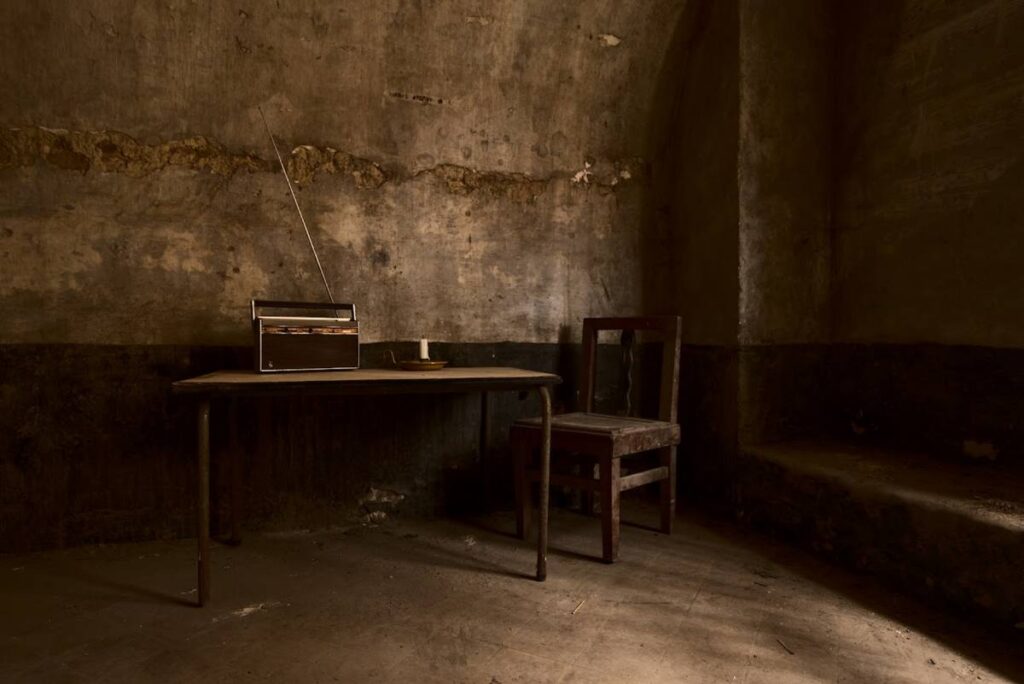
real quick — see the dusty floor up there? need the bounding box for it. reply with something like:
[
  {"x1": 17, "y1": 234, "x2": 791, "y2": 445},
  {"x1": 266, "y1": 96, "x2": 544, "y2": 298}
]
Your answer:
[{"x1": 2, "y1": 505, "x2": 1021, "y2": 683}]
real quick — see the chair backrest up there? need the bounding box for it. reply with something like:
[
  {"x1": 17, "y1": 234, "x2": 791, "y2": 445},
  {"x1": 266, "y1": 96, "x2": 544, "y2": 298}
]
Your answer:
[{"x1": 579, "y1": 317, "x2": 682, "y2": 423}]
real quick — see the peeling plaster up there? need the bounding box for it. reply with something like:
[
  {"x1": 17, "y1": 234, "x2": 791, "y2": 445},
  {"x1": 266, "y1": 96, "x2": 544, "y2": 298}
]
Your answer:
[
  {"x1": 572, "y1": 161, "x2": 593, "y2": 184},
  {"x1": 1, "y1": 127, "x2": 644, "y2": 204},
  {"x1": 597, "y1": 34, "x2": 622, "y2": 47},
  {"x1": 288, "y1": 144, "x2": 387, "y2": 189},
  {"x1": 0, "y1": 126, "x2": 267, "y2": 176},
  {"x1": 418, "y1": 164, "x2": 547, "y2": 203}
]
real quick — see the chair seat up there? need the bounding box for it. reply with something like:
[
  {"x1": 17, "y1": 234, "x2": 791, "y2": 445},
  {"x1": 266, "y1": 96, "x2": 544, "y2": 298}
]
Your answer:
[{"x1": 512, "y1": 412, "x2": 680, "y2": 458}]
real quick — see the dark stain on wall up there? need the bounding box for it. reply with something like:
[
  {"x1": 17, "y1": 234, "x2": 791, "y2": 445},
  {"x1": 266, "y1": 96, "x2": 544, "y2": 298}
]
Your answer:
[{"x1": 387, "y1": 92, "x2": 445, "y2": 106}]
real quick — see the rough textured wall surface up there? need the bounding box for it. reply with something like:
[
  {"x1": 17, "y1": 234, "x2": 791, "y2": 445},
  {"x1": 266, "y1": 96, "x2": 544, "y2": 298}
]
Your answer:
[
  {"x1": 820, "y1": 0, "x2": 1024, "y2": 466},
  {"x1": 0, "y1": 0, "x2": 685, "y2": 346},
  {"x1": 644, "y1": 0, "x2": 741, "y2": 506},
  {"x1": 834, "y1": 0, "x2": 1024, "y2": 347},
  {"x1": 0, "y1": 0, "x2": 692, "y2": 551},
  {"x1": 738, "y1": 0, "x2": 833, "y2": 346},
  {"x1": 650, "y1": 0, "x2": 739, "y2": 347},
  {"x1": 734, "y1": 0, "x2": 835, "y2": 448}
]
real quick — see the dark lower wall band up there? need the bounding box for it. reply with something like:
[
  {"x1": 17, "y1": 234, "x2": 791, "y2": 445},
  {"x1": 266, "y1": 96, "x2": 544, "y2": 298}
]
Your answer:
[{"x1": 3, "y1": 341, "x2": 1021, "y2": 551}]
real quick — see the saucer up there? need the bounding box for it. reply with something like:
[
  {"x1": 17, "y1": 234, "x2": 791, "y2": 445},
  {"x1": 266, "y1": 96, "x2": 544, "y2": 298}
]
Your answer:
[{"x1": 398, "y1": 360, "x2": 449, "y2": 371}]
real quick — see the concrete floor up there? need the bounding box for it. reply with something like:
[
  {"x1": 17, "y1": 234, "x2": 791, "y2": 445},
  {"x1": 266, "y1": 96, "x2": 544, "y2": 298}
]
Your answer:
[{"x1": 2, "y1": 505, "x2": 1021, "y2": 683}]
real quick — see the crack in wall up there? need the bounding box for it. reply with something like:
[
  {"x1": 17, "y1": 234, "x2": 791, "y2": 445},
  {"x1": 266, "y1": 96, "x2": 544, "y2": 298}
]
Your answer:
[{"x1": 1, "y1": 126, "x2": 644, "y2": 202}]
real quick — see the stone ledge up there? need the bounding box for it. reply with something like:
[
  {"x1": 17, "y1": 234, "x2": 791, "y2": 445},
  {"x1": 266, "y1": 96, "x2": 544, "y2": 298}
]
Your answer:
[{"x1": 736, "y1": 439, "x2": 1024, "y2": 626}]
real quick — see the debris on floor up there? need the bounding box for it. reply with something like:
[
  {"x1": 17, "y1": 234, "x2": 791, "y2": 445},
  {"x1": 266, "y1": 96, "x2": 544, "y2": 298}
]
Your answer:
[
  {"x1": 361, "y1": 511, "x2": 388, "y2": 525},
  {"x1": 776, "y1": 638, "x2": 795, "y2": 655},
  {"x1": 213, "y1": 601, "x2": 284, "y2": 623}
]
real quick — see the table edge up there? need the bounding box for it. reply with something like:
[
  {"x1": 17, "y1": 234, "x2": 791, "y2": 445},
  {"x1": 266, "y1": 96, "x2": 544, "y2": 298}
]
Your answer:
[{"x1": 171, "y1": 370, "x2": 561, "y2": 395}]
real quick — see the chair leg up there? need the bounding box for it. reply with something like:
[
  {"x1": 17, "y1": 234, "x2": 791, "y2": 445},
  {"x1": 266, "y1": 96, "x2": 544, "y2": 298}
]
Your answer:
[
  {"x1": 580, "y1": 463, "x2": 597, "y2": 516},
  {"x1": 514, "y1": 442, "x2": 532, "y2": 540},
  {"x1": 659, "y1": 446, "x2": 677, "y2": 534},
  {"x1": 599, "y1": 457, "x2": 620, "y2": 563}
]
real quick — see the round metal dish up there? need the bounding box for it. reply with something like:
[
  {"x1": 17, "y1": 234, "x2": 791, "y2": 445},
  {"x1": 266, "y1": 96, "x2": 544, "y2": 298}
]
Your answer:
[{"x1": 398, "y1": 360, "x2": 449, "y2": 371}]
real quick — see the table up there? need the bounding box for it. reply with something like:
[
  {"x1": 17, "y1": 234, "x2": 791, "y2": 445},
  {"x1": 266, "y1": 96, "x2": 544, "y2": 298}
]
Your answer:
[{"x1": 172, "y1": 367, "x2": 561, "y2": 606}]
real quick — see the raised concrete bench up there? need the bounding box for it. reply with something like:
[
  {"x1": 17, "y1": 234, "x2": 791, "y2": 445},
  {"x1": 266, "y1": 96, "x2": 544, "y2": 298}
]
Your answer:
[{"x1": 736, "y1": 440, "x2": 1024, "y2": 626}]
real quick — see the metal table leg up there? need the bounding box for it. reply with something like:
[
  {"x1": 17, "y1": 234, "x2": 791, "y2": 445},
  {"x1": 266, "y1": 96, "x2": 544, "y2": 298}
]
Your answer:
[
  {"x1": 228, "y1": 398, "x2": 242, "y2": 546},
  {"x1": 197, "y1": 397, "x2": 211, "y2": 606},
  {"x1": 536, "y1": 385, "x2": 551, "y2": 581},
  {"x1": 479, "y1": 391, "x2": 490, "y2": 509}
]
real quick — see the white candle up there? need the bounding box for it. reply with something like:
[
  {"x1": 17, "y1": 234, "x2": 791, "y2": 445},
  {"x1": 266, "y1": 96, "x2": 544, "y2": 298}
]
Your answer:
[{"x1": 419, "y1": 338, "x2": 429, "y2": 360}]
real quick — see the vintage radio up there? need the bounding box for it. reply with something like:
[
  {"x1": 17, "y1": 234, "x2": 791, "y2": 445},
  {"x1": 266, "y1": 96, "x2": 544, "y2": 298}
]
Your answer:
[{"x1": 252, "y1": 299, "x2": 359, "y2": 372}]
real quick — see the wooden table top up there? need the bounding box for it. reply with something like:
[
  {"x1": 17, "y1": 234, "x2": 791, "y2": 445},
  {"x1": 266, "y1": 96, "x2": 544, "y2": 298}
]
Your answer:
[{"x1": 172, "y1": 367, "x2": 561, "y2": 396}]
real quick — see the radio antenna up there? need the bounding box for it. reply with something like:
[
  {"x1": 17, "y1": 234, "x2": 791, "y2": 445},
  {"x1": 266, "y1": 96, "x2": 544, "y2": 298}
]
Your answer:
[{"x1": 257, "y1": 105, "x2": 335, "y2": 304}]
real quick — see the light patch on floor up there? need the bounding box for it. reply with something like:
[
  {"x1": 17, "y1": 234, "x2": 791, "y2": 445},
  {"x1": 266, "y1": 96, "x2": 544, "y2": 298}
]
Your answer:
[{"x1": 1, "y1": 506, "x2": 1020, "y2": 683}]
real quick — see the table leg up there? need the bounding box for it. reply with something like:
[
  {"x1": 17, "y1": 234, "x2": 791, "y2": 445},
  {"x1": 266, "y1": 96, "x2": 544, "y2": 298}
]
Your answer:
[
  {"x1": 479, "y1": 391, "x2": 490, "y2": 508},
  {"x1": 228, "y1": 398, "x2": 242, "y2": 546},
  {"x1": 197, "y1": 397, "x2": 211, "y2": 607},
  {"x1": 536, "y1": 385, "x2": 551, "y2": 581}
]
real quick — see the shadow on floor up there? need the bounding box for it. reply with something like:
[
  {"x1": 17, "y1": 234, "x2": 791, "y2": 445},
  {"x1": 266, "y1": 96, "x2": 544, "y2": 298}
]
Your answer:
[
  {"x1": 38, "y1": 562, "x2": 196, "y2": 608},
  {"x1": 680, "y1": 506, "x2": 1024, "y2": 682},
  {"x1": 456, "y1": 500, "x2": 1024, "y2": 681}
]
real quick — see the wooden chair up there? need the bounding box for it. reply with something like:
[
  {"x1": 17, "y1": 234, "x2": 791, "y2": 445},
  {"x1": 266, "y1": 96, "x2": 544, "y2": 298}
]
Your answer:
[{"x1": 510, "y1": 316, "x2": 682, "y2": 563}]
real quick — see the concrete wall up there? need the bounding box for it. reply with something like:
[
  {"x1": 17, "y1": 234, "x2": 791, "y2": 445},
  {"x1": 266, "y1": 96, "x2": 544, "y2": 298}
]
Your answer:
[
  {"x1": 729, "y1": 0, "x2": 1024, "y2": 462},
  {"x1": 647, "y1": 0, "x2": 740, "y2": 503},
  {"x1": 0, "y1": 0, "x2": 686, "y2": 346},
  {"x1": 827, "y1": 0, "x2": 1024, "y2": 463},
  {"x1": 650, "y1": 0, "x2": 739, "y2": 347},
  {"x1": 834, "y1": 0, "x2": 1024, "y2": 348},
  {"x1": 738, "y1": 0, "x2": 833, "y2": 347},
  {"x1": 735, "y1": 0, "x2": 836, "y2": 446},
  {"x1": 655, "y1": 0, "x2": 836, "y2": 498},
  {"x1": 0, "y1": 0, "x2": 690, "y2": 550}
]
